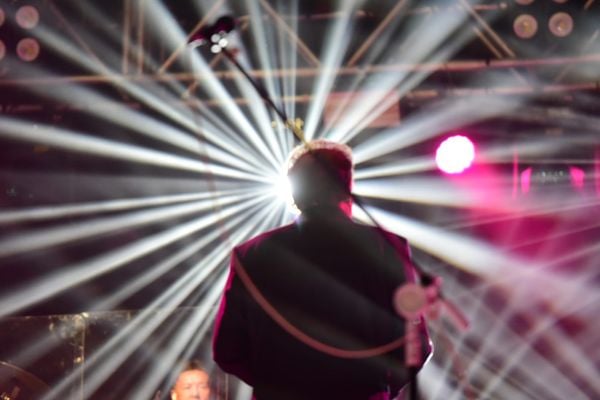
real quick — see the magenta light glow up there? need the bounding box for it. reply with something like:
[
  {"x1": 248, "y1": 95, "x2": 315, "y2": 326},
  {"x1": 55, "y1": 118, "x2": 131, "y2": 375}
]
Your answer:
[
  {"x1": 521, "y1": 167, "x2": 532, "y2": 194},
  {"x1": 435, "y1": 135, "x2": 476, "y2": 174},
  {"x1": 569, "y1": 166, "x2": 585, "y2": 190}
]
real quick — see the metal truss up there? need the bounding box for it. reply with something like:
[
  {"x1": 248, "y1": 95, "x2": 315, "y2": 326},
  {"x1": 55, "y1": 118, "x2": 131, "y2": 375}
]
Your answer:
[{"x1": 0, "y1": 0, "x2": 598, "y2": 111}]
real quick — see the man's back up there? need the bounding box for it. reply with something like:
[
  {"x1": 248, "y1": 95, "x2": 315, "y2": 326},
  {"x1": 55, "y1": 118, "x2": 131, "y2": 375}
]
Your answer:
[{"x1": 213, "y1": 208, "x2": 417, "y2": 399}]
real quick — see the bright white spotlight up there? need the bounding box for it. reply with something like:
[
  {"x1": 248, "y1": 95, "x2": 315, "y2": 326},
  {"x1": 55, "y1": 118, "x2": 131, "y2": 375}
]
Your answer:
[
  {"x1": 16, "y1": 37, "x2": 40, "y2": 61},
  {"x1": 435, "y1": 135, "x2": 475, "y2": 174},
  {"x1": 274, "y1": 172, "x2": 293, "y2": 202},
  {"x1": 16, "y1": 5, "x2": 40, "y2": 29},
  {"x1": 271, "y1": 169, "x2": 298, "y2": 213},
  {"x1": 218, "y1": 37, "x2": 228, "y2": 48}
]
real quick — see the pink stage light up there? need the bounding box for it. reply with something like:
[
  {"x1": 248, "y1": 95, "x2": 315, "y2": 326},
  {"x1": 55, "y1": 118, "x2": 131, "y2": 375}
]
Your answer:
[
  {"x1": 435, "y1": 135, "x2": 476, "y2": 174},
  {"x1": 569, "y1": 166, "x2": 585, "y2": 190},
  {"x1": 521, "y1": 167, "x2": 532, "y2": 194}
]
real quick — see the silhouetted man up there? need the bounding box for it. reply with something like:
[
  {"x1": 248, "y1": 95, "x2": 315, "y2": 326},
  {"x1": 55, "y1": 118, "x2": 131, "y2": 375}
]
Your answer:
[{"x1": 213, "y1": 140, "x2": 430, "y2": 400}]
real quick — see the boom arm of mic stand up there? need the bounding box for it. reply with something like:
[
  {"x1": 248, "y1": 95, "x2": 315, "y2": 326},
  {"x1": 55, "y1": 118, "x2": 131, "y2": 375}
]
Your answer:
[{"x1": 221, "y1": 48, "x2": 306, "y2": 144}]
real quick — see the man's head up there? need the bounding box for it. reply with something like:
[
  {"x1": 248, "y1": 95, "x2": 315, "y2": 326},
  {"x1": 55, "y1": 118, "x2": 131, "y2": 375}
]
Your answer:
[
  {"x1": 170, "y1": 361, "x2": 210, "y2": 400},
  {"x1": 287, "y1": 139, "x2": 353, "y2": 215}
]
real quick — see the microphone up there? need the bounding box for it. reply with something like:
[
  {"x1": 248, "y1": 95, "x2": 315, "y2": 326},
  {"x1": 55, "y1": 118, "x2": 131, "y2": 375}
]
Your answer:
[{"x1": 189, "y1": 16, "x2": 236, "y2": 53}]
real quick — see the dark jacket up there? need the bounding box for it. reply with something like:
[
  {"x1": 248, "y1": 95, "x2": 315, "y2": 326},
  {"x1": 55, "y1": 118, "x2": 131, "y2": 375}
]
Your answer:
[{"x1": 213, "y1": 208, "x2": 430, "y2": 400}]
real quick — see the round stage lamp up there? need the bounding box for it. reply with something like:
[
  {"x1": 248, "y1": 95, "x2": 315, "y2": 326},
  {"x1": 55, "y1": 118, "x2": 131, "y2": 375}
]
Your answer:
[
  {"x1": 16, "y1": 5, "x2": 40, "y2": 29},
  {"x1": 435, "y1": 135, "x2": 476, "y2": 174},
  {"x1": 548, "y1": 12, "x2": 574, "y2": 37},
  {"x1": 16, "y1": 38, "x2": 40, "y2": 62},
  {"x1": 513, "y1": 14, "x2": 538, "y2": 39}
]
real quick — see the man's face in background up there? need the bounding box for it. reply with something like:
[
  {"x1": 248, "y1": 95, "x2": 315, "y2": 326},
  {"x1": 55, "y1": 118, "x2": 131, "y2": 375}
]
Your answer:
[{"x1": 171, "y1": 369, "x2": 210, "y2": 400}]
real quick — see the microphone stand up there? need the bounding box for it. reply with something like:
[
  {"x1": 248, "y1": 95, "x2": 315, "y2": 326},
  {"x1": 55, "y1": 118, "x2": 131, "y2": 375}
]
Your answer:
[
  {"x1": 191, "y1": 29, "x2": 468, "y2": 399},
  {"x1": 409, "y1": 366, "x2": 419, "y2": 400},
  {"x1": 404, "y1": 314, "x2": 423, "y2": 400},
  {"x1": 190, "y1": 24, "x2": 412, "y2": 259}
]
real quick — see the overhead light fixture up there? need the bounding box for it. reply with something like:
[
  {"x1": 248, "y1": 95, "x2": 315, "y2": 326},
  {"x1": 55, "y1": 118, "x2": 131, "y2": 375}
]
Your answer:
[
  {"x1": 16, "y1": 38, "x2": 40, "y2": 62},
  {"x1": 513, "y1": 14, "x2": 538, "y2": 39},
  {"x1": 548, "y1": 12, "x2": 574, "y2": 37},
  {"x1": 16, "y1": 5, "x2": 40, "y2": 30}
]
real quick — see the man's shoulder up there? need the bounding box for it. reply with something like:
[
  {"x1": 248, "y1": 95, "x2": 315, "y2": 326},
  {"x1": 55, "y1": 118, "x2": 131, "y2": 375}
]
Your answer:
[
  {"x1": 351, "y1": 220, "x2": 408, "y2": 246},
  {"x1": 375, "y1": 225, "x2": 408, "y2": 245},
  {"x1": 234, "y1": 222, "x2": 297, "y2": 256}
]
